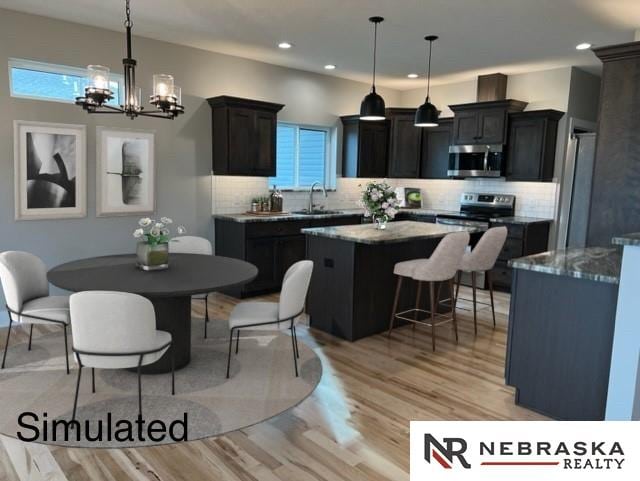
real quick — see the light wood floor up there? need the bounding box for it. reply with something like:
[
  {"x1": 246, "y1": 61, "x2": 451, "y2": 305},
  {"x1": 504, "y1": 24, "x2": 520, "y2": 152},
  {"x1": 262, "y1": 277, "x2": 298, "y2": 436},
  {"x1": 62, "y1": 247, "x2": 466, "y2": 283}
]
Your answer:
[{"x1": 0, "y1": 286, "x2": 545, "y2": 481}]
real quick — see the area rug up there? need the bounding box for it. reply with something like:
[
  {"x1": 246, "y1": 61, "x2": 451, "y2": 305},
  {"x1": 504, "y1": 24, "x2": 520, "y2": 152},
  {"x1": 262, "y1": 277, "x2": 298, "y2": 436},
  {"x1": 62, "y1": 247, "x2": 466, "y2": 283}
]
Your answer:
[{"x1": 0, "y1": 319, "x2": 322, "y2": 448}]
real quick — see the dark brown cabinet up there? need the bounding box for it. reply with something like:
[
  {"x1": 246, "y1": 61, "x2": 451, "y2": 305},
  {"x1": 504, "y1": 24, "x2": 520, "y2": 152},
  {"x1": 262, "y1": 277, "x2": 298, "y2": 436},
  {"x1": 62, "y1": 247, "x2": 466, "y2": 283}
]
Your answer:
[
  {"x1": 208, "y1": 96, "x2": 284, "y2": 176},
  {"x1": 450, "y1": 99, "x2": 527, "y2": 145},
  {"x1": 341, "y1": 115, "x2": 389, "y2": 178},
  {"x1": 386, "y1": 108, "x2": 422, "y2": 178},
  {"x1": 505, "y1": 110, "x2": 565, "y2": 181},
  {"x1": 420, "y1": 118, "x2": 453, "y2": 179}
]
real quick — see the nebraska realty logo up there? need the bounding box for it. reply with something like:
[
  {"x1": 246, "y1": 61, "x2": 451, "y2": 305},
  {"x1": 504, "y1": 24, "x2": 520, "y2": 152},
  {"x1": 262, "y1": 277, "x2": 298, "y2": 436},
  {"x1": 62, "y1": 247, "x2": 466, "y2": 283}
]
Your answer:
[{"x1": 410, "y1": 421, "x2": 638, "y2": 481}]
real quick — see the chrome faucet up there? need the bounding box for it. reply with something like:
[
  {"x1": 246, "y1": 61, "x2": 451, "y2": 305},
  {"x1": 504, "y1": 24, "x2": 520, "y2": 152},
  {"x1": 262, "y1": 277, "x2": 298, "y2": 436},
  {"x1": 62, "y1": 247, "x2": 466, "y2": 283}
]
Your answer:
[{"x1": 308, "y1": 181, "x2": 328, "y2": 212}]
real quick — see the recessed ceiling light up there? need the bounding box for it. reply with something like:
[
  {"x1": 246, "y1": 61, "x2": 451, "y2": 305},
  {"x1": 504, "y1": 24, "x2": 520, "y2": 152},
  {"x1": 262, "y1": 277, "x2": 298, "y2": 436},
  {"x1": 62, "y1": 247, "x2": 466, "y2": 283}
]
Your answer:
[
  {"x1": 407, "y1": 73, "x2": 419, "y2": 79},
  {"x1": 576, "y1": 43, "x2": 592, "y2": 50},
  {"x1": 278, "y1": 42, "x2": 293, "y2": 49},
  {"x1": 324, "y1": 64, "x2": 336, "y2": 70}
]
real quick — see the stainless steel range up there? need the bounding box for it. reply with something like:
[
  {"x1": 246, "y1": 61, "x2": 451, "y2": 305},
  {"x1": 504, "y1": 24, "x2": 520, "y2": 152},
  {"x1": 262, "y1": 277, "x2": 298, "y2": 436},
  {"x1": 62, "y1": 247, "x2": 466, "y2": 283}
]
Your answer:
[{"x1": 436, "y1": 192, "x2": 516, "y2": 287}]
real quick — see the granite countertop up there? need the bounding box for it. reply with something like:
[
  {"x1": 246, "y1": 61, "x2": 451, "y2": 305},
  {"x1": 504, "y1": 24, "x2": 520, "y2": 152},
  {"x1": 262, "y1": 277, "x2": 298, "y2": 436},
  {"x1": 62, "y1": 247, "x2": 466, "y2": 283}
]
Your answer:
[
  {"x1": 509, "y1": 247, "x2": 621, "y2": 284},
  {"x1": 612, "y1": 233, "x2": 640, "y2": 246},
  {"x1": 302, "y1": 220, "x2": 483, "y2": 245},
  {"x1": 490, "y1": 216, "x2": 553, "y2": 225},
  {"x1": 214, "y1": 209, "x2": 364, "y2": 223}
]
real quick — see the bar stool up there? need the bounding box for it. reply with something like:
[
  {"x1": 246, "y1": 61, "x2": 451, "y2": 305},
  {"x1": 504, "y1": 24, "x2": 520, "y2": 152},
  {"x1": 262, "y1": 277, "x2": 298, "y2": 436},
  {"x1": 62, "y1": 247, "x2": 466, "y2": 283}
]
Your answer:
[
  {"x1": 388, "y1": 231, "x2": 470, "y2": 351},
  {"x1": 455, "y1": 226, "x2": 508, "y2": 334}
]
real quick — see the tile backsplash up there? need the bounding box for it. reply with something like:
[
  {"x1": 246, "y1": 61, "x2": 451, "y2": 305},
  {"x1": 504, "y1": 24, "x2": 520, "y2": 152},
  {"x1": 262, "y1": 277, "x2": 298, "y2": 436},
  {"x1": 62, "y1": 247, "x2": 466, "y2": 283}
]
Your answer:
[{"x1": 211, "y1": 176, "x2": 558, "y2": 220}]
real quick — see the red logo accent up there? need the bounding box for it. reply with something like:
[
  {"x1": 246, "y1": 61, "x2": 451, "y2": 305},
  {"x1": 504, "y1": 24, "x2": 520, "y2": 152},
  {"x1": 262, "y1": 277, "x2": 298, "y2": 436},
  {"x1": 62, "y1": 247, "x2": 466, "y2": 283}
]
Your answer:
[{"x1": 432, "y1": 450, "x2": 452, "y2": 469}]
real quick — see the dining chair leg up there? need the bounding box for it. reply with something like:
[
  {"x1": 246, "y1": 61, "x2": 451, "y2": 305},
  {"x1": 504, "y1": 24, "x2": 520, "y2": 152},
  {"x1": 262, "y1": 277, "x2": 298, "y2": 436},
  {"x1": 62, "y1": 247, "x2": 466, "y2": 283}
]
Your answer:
[
  {"x1": 28, "y1": 325, "x2": 33, "y2": 351},
  {"x1": 292, "y1": 324, "x2": 300, "y2": 359},
  {"x1": 388, "y1": 276, "x2": 403, "y2": 337},
  {"x1": 235, "y1": 330, "x2": 240, "y2": 354},
  {"x1": 454, "y1": 271, "x2": 461, "y2": 310},
  {"x1": 171, "y1": 344, "x2": 176, "y2": 395},
  {"x1": 63, "y1": 325, "x2": 70, "y2": 374},
  {"x1": 137, "y1": 356, "x2": 143, "y2": 419},
  {"x1": 1, "y1": 318, "x2": 12, "y2": 369},
  {"x1": 449, "y1": 278, "x2": 459, "y2": 343},
  {"x1": 487, "y1": 270, "x2": 496, "y2": 328},
  {"x1": 225, "y1": 329, "x2": 234, "y2": 379},
  {"x1": 204, "y1": 295, "x2": 209, "y2": 339},
  {"x1": 72, "y1": 364, "x2": 83, "y2": 422},
  {"x1": 471, "y1": 271, "x2": 478, "y2": 335},
  {"x1": 91, "y1": 368, "x2": 96, "y2": 393},
  {"x1": 290, "y1": 320, "x2": 299, "y2": 377},
  {"x1": 429, "y1": 282, "x2": 436, "y2": 352},
  {"x1": 413, "y1": 281, "x2": 422, "y2": 333}
]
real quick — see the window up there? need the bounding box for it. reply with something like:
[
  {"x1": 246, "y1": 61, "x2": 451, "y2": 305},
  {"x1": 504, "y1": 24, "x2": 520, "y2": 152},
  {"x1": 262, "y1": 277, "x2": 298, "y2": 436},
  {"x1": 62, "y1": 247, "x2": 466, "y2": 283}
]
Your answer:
[
  {"x1": 9, "y1": 58, "x2": 123, "y2": 105},
  {"x1": 269, "y1": 123, "x2": 335, "y2": 190}
]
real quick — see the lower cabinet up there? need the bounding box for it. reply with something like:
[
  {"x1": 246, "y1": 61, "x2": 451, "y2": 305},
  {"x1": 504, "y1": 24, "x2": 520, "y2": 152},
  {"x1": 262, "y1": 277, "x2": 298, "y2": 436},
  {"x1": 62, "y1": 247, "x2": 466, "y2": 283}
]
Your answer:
[{"x1": 215, "y1": 216, "x2": 362, "y2": 297}]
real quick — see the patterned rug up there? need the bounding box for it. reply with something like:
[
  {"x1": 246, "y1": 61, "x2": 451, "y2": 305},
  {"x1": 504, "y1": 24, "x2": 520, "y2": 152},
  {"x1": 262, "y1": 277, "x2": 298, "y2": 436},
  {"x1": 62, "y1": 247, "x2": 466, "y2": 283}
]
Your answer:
[{"x1": 0, "y1": 319, "x2": 322, "y2": 448}]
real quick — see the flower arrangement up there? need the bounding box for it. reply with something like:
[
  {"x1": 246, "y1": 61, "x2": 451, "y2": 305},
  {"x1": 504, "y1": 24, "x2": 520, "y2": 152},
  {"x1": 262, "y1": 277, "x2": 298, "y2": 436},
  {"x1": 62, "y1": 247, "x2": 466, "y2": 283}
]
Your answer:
[
  {"x1": 133, "y1": 217, "x2": 185, "y2": 245},
  {"x1": 358, "y1": 180, "x2": 401, "y2": 228}
]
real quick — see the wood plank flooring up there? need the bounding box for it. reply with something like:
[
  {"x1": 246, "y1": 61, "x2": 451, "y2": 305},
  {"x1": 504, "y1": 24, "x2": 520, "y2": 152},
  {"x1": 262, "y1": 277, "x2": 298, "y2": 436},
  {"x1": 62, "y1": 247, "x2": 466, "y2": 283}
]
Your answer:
[{"x1": 0, "y1": 286, "x2": 545, "y2": 481}]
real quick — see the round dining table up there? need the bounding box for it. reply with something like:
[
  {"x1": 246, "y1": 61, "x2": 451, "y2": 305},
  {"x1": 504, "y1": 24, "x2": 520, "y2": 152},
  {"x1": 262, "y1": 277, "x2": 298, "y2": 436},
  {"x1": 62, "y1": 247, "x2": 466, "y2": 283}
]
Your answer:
[{"x1": 48, "y1": 254, "x2": 257, "y2": 374}]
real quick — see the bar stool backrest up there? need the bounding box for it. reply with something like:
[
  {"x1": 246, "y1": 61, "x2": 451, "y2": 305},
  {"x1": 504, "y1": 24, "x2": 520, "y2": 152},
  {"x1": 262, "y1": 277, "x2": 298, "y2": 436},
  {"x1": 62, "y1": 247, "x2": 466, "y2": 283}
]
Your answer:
[
  {"x1": 413, "y1": 231, "x2": 470, "y2": 282},
  {"x1": 169, "y1": 236, "x2": 213, "y2": 255},
  {"x1": 462, "y1": 226, "x2": 508, "y2": 272}
]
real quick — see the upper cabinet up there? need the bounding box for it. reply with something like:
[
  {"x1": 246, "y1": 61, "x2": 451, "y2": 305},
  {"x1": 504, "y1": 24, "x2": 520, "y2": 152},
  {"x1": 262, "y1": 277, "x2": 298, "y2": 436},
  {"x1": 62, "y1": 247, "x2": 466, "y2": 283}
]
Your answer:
[
  {"x1": 506, "y1": 110, "x2": 564, "y2": 182},
  {"x1": 386, "y1": 108, "x2": 423, "y2": 178},
  {"x1": 450, "y1": 99, "x2": 527, "y2": 145},
  {"x1": 420, "y1": 118, "x2": 453, "y2": 179},
  {"x1": 208, "y1": 96, "x2": 284, "y2": 176},
  {"x1": 341, "y1": 115, "x2": 389, "y2": 178}
]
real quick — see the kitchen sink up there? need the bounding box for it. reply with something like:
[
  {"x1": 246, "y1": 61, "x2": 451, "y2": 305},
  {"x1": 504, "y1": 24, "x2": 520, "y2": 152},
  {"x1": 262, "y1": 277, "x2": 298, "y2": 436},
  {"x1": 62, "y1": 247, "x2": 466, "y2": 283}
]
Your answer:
[{"x1": 292, "y1": 209, "x2": 343, "y2": 215}]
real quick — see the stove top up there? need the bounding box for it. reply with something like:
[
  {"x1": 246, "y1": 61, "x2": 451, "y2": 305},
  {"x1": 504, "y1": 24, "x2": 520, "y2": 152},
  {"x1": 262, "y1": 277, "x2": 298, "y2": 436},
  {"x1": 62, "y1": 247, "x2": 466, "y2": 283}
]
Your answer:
[{"x1": 436, "y1": 192, "x2": 516, "y2": 223}]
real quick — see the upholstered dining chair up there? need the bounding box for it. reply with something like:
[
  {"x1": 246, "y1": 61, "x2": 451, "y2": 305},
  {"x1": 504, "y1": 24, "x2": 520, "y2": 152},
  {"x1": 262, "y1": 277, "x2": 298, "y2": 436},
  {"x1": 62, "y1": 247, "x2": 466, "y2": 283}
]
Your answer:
[
  {"x1": 388, "y1": 231, "x2": 470, "y2": 351},
  {"x1": 169, "y1": 235, "x2": 214, "y2": 338},
  {"x1": 69, "y1": 291, "x2": 174, "y2": 420},
  {"x1": 455, "y1": 226, "x2": 508, "y2": 333},
  {"x1": 0, "y1": 251, "x2": 70, "y2": 373},
  {"x1": 225, "y1": 260, "x2": 313, "y2": 379}
]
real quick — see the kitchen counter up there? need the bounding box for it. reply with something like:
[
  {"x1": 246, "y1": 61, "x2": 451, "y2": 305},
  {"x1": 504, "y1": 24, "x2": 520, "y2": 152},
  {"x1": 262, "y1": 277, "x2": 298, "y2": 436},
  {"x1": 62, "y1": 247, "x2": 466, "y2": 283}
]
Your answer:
[
  {"x1": 612, "y1": 232, "x2": 640, "y2": 246},
  {"x1": 302, "y1": 220, "x2": 482, "y2": 245},
  {"x1": 490, "y1": 216, "x2": 553, "y2": 225},
  {"x1": 509, "y1": 247, "x2": 621, "y2": 284}
]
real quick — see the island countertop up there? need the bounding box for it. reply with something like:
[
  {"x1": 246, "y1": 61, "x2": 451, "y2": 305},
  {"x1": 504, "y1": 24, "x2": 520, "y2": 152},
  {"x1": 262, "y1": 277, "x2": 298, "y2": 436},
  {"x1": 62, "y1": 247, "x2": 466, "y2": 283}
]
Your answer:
[
  {"x1": 301, "y1": 220, "x2": 482, "y2": 245},
  {"x1": 509, "y1": 247, "x2": 622, "y2": 284}
]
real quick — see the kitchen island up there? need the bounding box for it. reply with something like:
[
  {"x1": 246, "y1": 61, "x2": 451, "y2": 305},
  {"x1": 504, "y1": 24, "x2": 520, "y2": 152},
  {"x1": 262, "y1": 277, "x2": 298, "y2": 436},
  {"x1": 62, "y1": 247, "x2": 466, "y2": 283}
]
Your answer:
[
  {"x1": 506, "y1": 247, "x2": 621, "y2": 420},
  {"x1": 302, "y1": 221, "x2": 482, "y2": 341}
]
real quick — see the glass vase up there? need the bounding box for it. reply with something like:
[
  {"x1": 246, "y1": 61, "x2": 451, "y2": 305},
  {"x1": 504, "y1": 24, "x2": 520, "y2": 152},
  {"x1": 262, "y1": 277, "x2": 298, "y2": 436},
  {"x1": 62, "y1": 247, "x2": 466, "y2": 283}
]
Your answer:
[
  {"x1": 373, "y1": 214, "x2": 389, "y2": 230},
  {"x1": 136, "y1": 242, "x2": 169, "y2": 271}
]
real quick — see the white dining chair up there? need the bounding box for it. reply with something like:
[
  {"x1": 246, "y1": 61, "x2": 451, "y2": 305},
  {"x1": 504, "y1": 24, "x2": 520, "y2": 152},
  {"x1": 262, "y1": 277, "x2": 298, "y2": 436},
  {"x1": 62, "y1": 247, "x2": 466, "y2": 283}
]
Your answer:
[
  {"x1": 169, "y1": 235, "x2": 214, "y2": 338},
  {"x1": 226, "y1": 260, "x2": 313, "y2": 378},
  {"x1": 456, "y1": 226, "x2": 508, "y2": 333},
  {"x1": 69, "y1": 291, "x2": 174, "y2": 420},
  {"x1": 0, "y1": 251, "x2": 70, "y2": 373}
]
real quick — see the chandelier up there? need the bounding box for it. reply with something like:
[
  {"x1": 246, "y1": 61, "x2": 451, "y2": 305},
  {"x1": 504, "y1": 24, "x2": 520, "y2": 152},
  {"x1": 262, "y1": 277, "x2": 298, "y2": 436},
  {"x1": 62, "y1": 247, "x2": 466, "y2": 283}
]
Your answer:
[{"x1": 75, "y1": 0, "x2": 184, "y2": 120}]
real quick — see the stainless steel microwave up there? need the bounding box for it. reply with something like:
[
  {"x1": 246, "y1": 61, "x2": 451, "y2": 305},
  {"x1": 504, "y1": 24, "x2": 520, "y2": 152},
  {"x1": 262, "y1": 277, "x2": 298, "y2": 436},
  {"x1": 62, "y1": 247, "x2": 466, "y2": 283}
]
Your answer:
[{"x1": 448, "y1": 144, "x2": 504, "y2": 178}]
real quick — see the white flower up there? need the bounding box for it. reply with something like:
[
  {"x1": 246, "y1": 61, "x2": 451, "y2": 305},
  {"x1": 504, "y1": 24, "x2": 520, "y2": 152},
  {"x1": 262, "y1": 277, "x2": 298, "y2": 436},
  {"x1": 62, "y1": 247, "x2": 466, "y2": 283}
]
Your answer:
[
  {"x1": 133, "y1": 228, "x2": 144, "y2": 238},
  {"x1": 161, "y1": 228, "x2": 170, "y2": 236},
  {"x1": 138, "y1": 217, "x2": 152, "y2": 227},
  {"x1": 385, "y1": 207, "x2": 397, "y2": 218},
  {"x1": 150, "y1": 227, "x2": 161, "y2": 237},
  {"x1": 382, "y1": 202, "x2": 389, "y2": 209},
  {"x1": 155, "y1": 222, "x2": 165, "y2": 229},
  {"x1": 160, "y1": 217, "x2": 173, "y2": 225},
  {"x1": 177, "y1": 225, "x2": 187, "y2": 235}
]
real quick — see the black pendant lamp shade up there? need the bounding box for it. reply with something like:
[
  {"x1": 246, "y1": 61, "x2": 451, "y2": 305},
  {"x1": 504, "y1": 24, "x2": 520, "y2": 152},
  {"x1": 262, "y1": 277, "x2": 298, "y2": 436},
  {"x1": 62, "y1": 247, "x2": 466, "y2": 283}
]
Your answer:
[
  {"x1": 415, "y1": 35, "x2": 439, "y2": 127},
  {"x1": 360, "y1": 16, "x2": 386, "y2": 120}
]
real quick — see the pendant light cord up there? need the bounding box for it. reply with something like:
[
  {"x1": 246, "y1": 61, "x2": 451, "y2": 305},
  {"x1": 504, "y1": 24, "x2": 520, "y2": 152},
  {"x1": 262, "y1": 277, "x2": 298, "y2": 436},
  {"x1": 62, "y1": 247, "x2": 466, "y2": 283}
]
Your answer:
[
  {"x1": 124, "y1": 0, "x2": 132, "y2": 60},
  {"x1": 371, "y1": 21, "x2": 378, "y2": 93},
  {"x1": 426, "y1": 39, "x2": 433, "y2": 101}
]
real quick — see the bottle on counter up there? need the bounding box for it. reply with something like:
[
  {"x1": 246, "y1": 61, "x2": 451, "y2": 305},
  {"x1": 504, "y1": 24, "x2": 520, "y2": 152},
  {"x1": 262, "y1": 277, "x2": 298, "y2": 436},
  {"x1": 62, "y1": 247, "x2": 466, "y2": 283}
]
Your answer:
[{"x1": 269, "y1": 185, "x2": 283, "y2": 212}]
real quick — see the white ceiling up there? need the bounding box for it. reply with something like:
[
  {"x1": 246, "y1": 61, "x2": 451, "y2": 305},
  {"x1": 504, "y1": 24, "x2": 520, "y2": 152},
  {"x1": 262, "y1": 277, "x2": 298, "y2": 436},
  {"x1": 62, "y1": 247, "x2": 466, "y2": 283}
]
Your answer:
[{"x1": 1, "y1": 0, "x2": 639, "y2": 90}]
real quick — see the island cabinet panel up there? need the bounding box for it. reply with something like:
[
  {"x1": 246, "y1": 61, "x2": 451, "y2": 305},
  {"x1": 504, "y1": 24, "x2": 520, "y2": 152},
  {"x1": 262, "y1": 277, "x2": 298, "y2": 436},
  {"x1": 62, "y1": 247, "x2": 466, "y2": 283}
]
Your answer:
[
  {"x1": 208, "y1": 96, "x2": 284, "y2": 176},
  {"x1": 387, "y1": 108, "x2": 422, "y2": 178},
  {"x1": 420, "y1": 118, "x2": 453, "y2": 179},
  {"x1": 506, "y1": 269, "x2": 618, "y2": 420},
  {"x1": 341, "y1": 115, "x2": 389, "y2": 178}
]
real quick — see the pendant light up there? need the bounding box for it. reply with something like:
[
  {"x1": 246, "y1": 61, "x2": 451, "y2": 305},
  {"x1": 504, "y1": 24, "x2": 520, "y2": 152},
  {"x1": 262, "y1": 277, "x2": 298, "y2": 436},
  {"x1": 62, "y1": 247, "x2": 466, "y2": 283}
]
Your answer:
[
  {"x1": 360, "y1": 16, "x2": 386, "y2": 121},
  {"x1": 415, "y1": 35, "x2": 439, "y2": 127}
]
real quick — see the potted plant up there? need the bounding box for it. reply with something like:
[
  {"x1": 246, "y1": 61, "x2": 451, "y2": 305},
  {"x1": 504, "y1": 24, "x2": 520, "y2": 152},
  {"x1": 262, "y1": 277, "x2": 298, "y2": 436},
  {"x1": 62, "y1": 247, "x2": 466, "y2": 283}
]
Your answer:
[
  {"x1": 133, "y1": 217, "x2": 185, "y2": 271},
  {"x1": 358, "y1": 180, "x2": 400, "y2": 229}
]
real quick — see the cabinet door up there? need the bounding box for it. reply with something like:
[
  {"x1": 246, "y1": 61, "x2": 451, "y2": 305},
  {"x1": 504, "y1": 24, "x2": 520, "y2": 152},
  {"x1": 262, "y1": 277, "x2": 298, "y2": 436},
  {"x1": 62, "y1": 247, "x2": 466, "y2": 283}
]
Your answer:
[
  {"x1": 253, "y1": 111, "x2": 277, "y2": 176},
  {"x1": 245, "y1": 237, "x2": 279, "y2": 291},
  {"x1": 388, "y1": 114, "x2": 422, "y2": 178},
  {"x1": 358, "y1": 121, "x2": 388, "y2": 177},
  {"x1": 453, "y1": 111, "x2": 479, "y2": 144},
  {"x1": 478, "y1": 108, "x2": 507, "y2": 144},
  {"x1": 506, "y1": 117, "x2": 545, "y2": 180},
  {"x1": 228, "y1": 108, "x2": 254, "y2": 174},
  {"x1": 277, "y1": 235, "x2": 307, "y2": 282},
  {"x1": 421, "y1": 120, "x2": 452, "y2": 179}
]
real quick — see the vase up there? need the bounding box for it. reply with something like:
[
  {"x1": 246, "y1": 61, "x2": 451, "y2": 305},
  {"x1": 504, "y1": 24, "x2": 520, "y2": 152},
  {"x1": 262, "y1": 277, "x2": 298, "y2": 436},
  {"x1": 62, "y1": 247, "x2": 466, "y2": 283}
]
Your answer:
[
  {"x1": 373, "y1": 214, "x2": 389, "y2": 230},
  {"x1": 136, "y1": 242, "x2": 169, "y2": 271}
]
